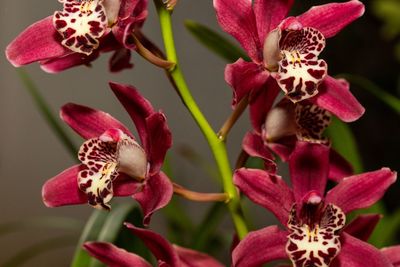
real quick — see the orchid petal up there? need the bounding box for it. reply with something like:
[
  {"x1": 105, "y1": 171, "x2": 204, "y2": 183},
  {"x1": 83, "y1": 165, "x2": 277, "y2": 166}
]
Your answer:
[
  {"x1": 109, "y1": 48, "x2": 134, "y2": 73},
  {"x1": 232, "y1": 226, "x2": 288, "y2": 267},
  {"x1": 297, "y1": 0, "x2": 365, "y2": 38},
  {"x1": 40, "y1": 51, "x2": 100, "y2": 73},
  {"x1": 310, "y1": 76, "x2": 365, "y2": 122},
  {"x1": 289, "y1": 141, "x2": 330, "y2": 202},
  {"x1": 344, "y1": 214, "x2": 381, "y2": 242},
  {"x1": 173, "y1": 245, "x2": 224, "y2": 267},
  {"x1": 109, "y1": 82, "x2": 154, "y2": 152},
  {"x1": 329, "y1": 148, "x2": 353, "y2": 182},
  {"x1": 381, "y1": 246, "x2": 400, "y2": 267},
  {"x1": 146, "y1": 113, "x2": 172, "y2": 175},
  {"x1": 213, "y1": 0, "x2": 262, "y2": 62},
  {"x1": 225, "y1": 59, "x2": 269, "y2": 107},
  {"x1": 42, "y1": 165, "x2": 139, "y2": 207},
  {"x1": 125, "y1": 223, "x2": 180, "y2": 267},
  {"x1": 84, "y1": 242, "x2": 151, "y2": 267},
  {"x1": 326, "y1": 168, "x2": 397, "y2": 214},
  {"x1": 60, "y1": 103, "x2": 131, "y2": 140},
  {"x1": 268, "y1": 139, "x2": 295, "y2": 161},
  {"x1": 242, "y1": 132, "x2": 276, "y2": 172},
  {"x1": 133, "y1": 172, "x2": 173, "y2": 226},
  {"x1": 331, "y1": 233, "x2": 392, "y2": 267},
  {"x1": 254, "y1": 0, "x2": 294, "y2": 43},
  {"x1": 6, "y1": 16, "x2": 70, "y2": 67},
  {"x1": 234, "y1": 168, "x2": 294, "y2": 226}
]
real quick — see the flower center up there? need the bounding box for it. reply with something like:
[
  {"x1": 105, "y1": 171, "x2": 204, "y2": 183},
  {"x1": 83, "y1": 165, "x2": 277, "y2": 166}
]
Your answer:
[
  {"x1": 286, "y1": 203, "x2": 345, "y2": 267},
  {"x1": 53, "y1": 0, "x2": 108, "y2": 55},
  {"x1": 77, "y1": 130, "x2": 147, "y2": 210}
]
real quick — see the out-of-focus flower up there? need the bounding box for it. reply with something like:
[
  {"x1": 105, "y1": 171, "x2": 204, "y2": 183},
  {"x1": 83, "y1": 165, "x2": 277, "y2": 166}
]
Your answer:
[
  {"x1": 232, "y1": 141, "x2": 396, "y2": 267},
  {"x1": 214, "y1": 0, "x2": 365, "y2": 122},
  {"x1": 6, "y1": 0, "x2": 148, "y2": 73},
  {"x1": 42, "y1": 82, "x2": 172, "y2": 225},
  {"x1": 84, "y1": 223, "x2": 224, "y2": 267}
]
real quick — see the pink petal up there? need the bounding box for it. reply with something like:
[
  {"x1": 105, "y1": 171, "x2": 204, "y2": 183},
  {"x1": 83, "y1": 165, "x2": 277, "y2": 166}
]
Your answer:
[
  {"x1": 146, "y1": 113, "x2": 172, "y2": 176},
  {"x1": 42, "y1": 165, "x2": 140, "y2": 208},
  {"x1": 331, "y1": 233, "x2": 392, "y2": 267},
  {"x1": 242, "y1": 132, "x2": 276, "y2": 172},
  {"x1": 213, "y1": 0, "x2": 262, "y2": 62},
  {"x1": 234, "y1": 168, "x2": 294, "y2": 226},
  {"x1": 329, "y1": 148, "x2": 354, "y2": 182},
  {"x1": 267, "y1": 137, "x2": 296, "y2": 161},
  {"x1": 232, "y1": 226, "x2": 288, "y2": 267},
  {"x1": 125, "y1": 223, "x2": 180, "y2": 267},
  {"x1": 40, "y1": 51, "x2": 100, "y2": 73},
  {"x1": 119, "y1": 0, "x2": 148, "y2": 20},
  {"x1": 109, "y1": 48, "x2": 134, "y2": 73},
  {"x1": 249, "y1": 76, "x2": 281, "y2": 132},
  {"x1": 289, "y1": 141, "x2": 330, "y2": 202},
  {"x1": 133, "y1": 172, "x2": 173, "y2": 226},
  {"x1": 326, "y1": 168, "x2": 397, "y2": 214},
  {"x1": 84, "y1": 242, "x2": 151, "y2": 267},
  {"x1": 310, "y1": 76, "x2": 365, "y2": 122},
  {"x1": 109, "y1": 82, "x2": 154, "y2": 152},
  {"x1": 381, "y1": 246, "x2": 400, "y2": 267},
  {"x1": 60, "y1": 103, "x2": 131, "y2": 140},
  {"x1": 297, "y1": 0, "x2": 365, "y2": 38},
  {"x1": 5, "y1": 16, "x2": 70, "y2": 67},
  {"x1": 344, "y1": 214, "x2": 381, "y2": 242},
  {"x1": 173, "y1": 245, "x2": 224, "y2": 267},
  {"x1": 225, "y1": 59, "x2": 270, "y2": 107},
  {"x1": 254, "y1": 0, "x2": 294, "y2": 42}
]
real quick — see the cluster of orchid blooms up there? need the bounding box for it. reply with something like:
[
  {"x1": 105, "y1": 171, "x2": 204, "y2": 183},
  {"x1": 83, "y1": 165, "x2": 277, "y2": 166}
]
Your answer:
[{"x1": 6, "y1": 0, "x2": 400, "y2": 266}]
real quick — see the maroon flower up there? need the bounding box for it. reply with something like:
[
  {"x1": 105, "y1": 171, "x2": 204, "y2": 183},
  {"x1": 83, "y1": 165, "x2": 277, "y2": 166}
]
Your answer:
[
  {"x1": 6, "y1": 0, "x2": 147, "y2": 73},
  {"x1": 233, "y1": 141, "x2": 396, "y2": 266},
  {"x1": 214, "y1": 0, "x2": 365, "y2": 122},
  {"x1": 42, "y1": 82, "x2": 172, "y2": 225},
  {"x1": 84, "y1": 223, "x2": 224, "y2": 267}
]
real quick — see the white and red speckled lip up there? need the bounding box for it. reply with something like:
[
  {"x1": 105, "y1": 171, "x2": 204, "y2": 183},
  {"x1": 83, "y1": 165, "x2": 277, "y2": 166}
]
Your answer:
[
  {"x1": 295, "y1": 104, "x2": 331, "y2": 143},
  {"x1": 286, "y1": 203, "x2": 346, "y2": 267},
  {"x1": 275, "y1": 27, "x2": 327, "y2": 103},
  {"x1": 53, "y1": 0, "x2": 108, "y2": 55},
  {"x1": 77, "y1": 129, "x2": 147, "y2": 210}
]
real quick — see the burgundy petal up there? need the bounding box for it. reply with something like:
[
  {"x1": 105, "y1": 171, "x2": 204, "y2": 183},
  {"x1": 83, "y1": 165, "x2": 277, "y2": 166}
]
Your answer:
[
  {"x1": 329, "y1": 148, "x2": 354, "y2": 182},
  {"x1": 133, "y1": 172, "x2": 173, "y2": 226},
  {"x1": 42, "y1": 165, "x2": 140, "y2": 207},
  {"x1": 234, "y1": 168, "x2": 294, "y2": 226},
  {"x1": 60, "y1": 103, "x2": 131, "y2": 140},
  {"x1": 254, "y1": 0, "x2": 294, "y2": 42},
  {"x1": 289, "y1": 141, "x2": 330, "y2": 202},
  {"x1": 119, "y1": 0, "x2": 148, "y2": 20},
  {"x1": 344, "y1": 214, "x2": 381, "y2": 242},
  {"x1": 249, "y1": 76, "x2": 281, "y2": 132},
  {"x1": 267, "y1": 137, "x2": 296, "y2": 161},
  {"x1": 173, "y1": 245, "x2": 224, "y2": 267},
  {"x1": 125, "y1": 223, "x2": 180, "y2": 267},
  {"x1": 213, "y1": 0, "x2": 262, "y2": 62},
  {"x1": 331, "y1": 233, "x2": 392, "y2": 267},
  {"x1": 225, "y1": 59, "x2": 270, "y2": 107},
  {"x1": 5, "y1": 16, "x2": 70, "y2": 67},
  {"x1": 381, "y1": 246, "x2": 400, "y2": 267},
  {"x1": 84, "y1": 242, "x2": 151, "y2": 267},
  {"x1": 310, "y1": 76, "x2": 365, "y2": 122},
  {"x1": 109, "y1": 82, "x2": 154, "y2": 152},
  {"x1": 109, "y1": 48, "x2": 134, "y2": 73},
  {"x1": 146, "y1": 113, "x2": 172, "y2": 175},
  {"x1": 297, "y1": 0, "x2": 365, "y2": 38},
  {"x1": 326, "y1": 168, "x2": 397, "y2": 214},
  {"x1": 232, "y1": 226, "x2": 288, "y2": 267},
  {"x1": 242, "y1": 132, "x2": 276, "y2": 172},
  {"x1": 40, "y1": 51, "x2": 100, "y2": 73}
]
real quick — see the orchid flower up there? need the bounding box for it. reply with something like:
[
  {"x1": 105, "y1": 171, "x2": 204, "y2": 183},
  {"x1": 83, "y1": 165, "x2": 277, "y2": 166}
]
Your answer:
[
  {"x1": 232, "y1": 141, "x2": 397, "y2": 267},
  {"x1": 84, "y1": 223, "x2": 224, "y2": 267},
  {"x1": 42, "y1": 82, "x2": 172, "y2": 225},
  {"x1": 215, "y1": 0, "x2": 365, "y2": 122},
  {"x1": 6, "y1": 0, "x2": 147, "y2": 73}
]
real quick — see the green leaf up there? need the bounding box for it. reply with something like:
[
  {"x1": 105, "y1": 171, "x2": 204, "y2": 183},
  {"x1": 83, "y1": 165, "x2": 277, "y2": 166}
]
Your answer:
[
  {"x1": 16, "y1": 68, "x2": 78, "y2": 159},
  {"x1": 325, "y1": 117, "x2": 363, "y2": 173},
  {"x1": 184, "y1": 20, "x2": 249, "y2": 62},
  {"x1": 338, "y1": 74, "x2": 400, "y2": 115}
]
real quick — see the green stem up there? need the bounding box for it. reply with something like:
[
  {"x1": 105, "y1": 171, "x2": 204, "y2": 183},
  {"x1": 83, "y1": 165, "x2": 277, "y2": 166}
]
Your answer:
[{"x1": 155, "y1": 1, "x2": 248, "y2": 239}]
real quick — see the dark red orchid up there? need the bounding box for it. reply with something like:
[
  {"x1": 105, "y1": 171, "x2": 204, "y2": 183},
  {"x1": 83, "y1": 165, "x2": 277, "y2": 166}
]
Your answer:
[
  {"x1": 42, "y1": 82, "x2": 172, "y2": 225},
  {"x1": 233, "y1": 141, "x2": 397, "y2": 267},
  {"x1": 84, "y1": 223, "x2": 224, "y2": 267},
  {"x1": 214, "y1": 0, "x2": 365, "y2": 122},
  {"x1": 6, "y1": 0, "x2": 147, "y2": 73}
]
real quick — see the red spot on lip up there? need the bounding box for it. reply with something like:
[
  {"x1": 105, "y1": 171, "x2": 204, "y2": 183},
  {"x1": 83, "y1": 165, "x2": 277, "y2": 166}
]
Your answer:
[
  {"x1": 307, "y1": 68, "x2": 325, "y2": 80},
  {"x1": 55, "y1": 20, "x2": 67, "y2": 29}
]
